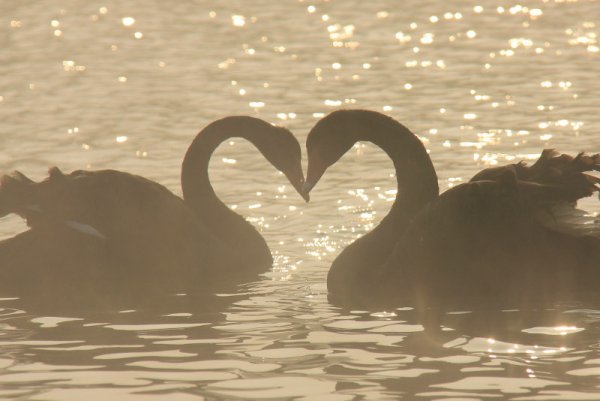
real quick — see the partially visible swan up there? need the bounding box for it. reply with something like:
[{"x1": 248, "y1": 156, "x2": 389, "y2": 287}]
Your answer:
[
  {"x1": 302, "y1": 109, "x2": 600, "y2": 310},
  {"x1": 0, "y1": 116, "x2": 307, "y2": 301}
]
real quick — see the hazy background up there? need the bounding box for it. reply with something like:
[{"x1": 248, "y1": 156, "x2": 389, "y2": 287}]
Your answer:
[{"x1": 0, "y1": 0, "x2": 599, "y2": 399}]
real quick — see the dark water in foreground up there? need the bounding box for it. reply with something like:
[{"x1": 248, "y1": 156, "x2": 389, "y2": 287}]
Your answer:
[{"x1": 1, "y1": 0, "x2": 600, "y2": 399}]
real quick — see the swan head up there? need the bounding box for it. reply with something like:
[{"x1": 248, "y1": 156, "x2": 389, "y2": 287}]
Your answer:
[
  {"x1": 201, "y1": 116, "x2": 308, "y2": 202},
  {"x1": 257, "y1": 124, "x2": 309, "y2": 202},
  {"x1": 302, "y1": 110, "x2": 361, "y2": 196}
]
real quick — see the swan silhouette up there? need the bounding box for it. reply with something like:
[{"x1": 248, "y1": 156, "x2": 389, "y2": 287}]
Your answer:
[
  {"x1": 0, "y1": 116, "x2": 307, "y2": 301},
  {"x1": 302, "y1": 109, "x2": 600, "y2": 310}
]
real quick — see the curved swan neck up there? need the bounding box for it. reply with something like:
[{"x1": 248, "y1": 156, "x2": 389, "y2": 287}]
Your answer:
[
  {"x1": 325, "y1": 111, "x2": 440, "y2": 306},
  {"x1": 180, "y1": 117, "x2": 273, "y2": 263},
  {"x1": 349, "y1": 111, "x2": 439, "y2": 209},
  {"x1": 181, "y1": 117, "x2": 269, "y2": 210},
  {"x1": 181, "y1": 123, "x2": 224, "y2": 207}
]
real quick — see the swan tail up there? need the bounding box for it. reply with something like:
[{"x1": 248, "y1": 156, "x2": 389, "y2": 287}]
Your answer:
[
  {"x1": 0, "y1": 171, "x2": 38, "y2": 219},
  {"x1": 535, "y1": 203, "x2": 600, "y2": 239},
  {"x1": 515, "y1": 151, "x2": 600, "y2": 239},
  {"x1": 0, "y1": 168, "x2": 106, "y2": 240},
  {"x1": 526, "y1": 150, "x2": 600, "y2": 203}
]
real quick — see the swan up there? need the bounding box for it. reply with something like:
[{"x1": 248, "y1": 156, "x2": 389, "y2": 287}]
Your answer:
[
  {"x1": 302, "y1": 109, "x2": 600, "y2": 310},
  {"x1": 0, "y1": 116, "x2": 307, "y2": 300}
]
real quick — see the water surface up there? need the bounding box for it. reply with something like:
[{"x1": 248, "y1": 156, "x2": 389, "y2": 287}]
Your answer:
[{"x1": 1, "y1": 0, "x2": 600, "y2": 399}]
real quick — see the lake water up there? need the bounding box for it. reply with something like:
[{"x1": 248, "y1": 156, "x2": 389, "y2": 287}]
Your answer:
[{"x1": 1, "y1": 0, "x2": 600, "y2": 399}]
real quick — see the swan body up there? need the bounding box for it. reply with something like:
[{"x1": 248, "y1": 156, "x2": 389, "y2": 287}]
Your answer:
[
  {"x1": 0, "y1": 116, "x2": 306, "y2": 301},
  {"x1": 303, "y1": 109, "x2": 600, "y2": 310}
]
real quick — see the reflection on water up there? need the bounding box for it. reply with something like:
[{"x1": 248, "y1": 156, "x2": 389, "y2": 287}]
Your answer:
[
  {"x1": 2, "y1": 297, "x2": 600, "y2": 400},
  {"x1": 1, "y1": 0, "x2": 600, "y2": 399}
]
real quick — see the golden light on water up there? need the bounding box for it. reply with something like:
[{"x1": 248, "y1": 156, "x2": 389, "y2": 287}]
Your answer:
[
  {"x1": 231, "y1": 15, "x2": 246, "y2": 27},
  {"x1": 62, "y1": 60, "x2": 85, "y2": 72},
  {"x1": 2, "y1": 0, "x2": 599, "y2": 398},
  {"x1": 121, "y1": 17, "x2": 135, "y2": 27},
  {"x1": 554, "y1": 325, "x2": 581, "y2": 335},
  {"x1": 395, "y1": 31, "x2": 411, "y2": 43}
]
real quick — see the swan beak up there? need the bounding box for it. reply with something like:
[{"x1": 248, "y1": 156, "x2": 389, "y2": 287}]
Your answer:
[
  {"x1": 302, "y1": 157, "x2": 326, "y2": 200},
  {"x1": 290, "y1": 176, "x2": 310, "y2": 202},
  {"x1": 299, "y1": 181, "x2": 310, "y2": 203},
  {"x1": 301, "y1": 180, "x2": 315, "y2": 198},
  {"x1": 285, "y1": 168, "x2": 310, "y2": 202}
]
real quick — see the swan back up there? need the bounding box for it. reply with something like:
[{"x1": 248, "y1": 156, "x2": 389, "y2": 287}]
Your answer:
[{"x1": 0, "y1": 167, "x2": 219, "y2": 270}]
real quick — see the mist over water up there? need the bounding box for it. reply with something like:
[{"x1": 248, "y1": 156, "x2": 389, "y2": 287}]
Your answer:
[{"x1": 1, "y1": 0, "x2": 599, "y2": 399}]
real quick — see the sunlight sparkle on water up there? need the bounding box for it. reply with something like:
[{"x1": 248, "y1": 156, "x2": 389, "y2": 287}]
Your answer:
[
  {"x1": 395, "y1": 32, "x2": 411, "y2": 43},
  {"x1": 522, "y1": 326, "x2": 584, "y2": 336},
  {"x1": 420, "y1": 33, "x2": 434, "y2": 45},
  {"x1": 2, "y1": 1, "x2": 600, "y2": 399},
  {"x1": 371, "y1": 311, "x2": 397, "y2": 318},
  {"x1": 122, "y1": 17, "x2": 135, "y2": 27},
  {"x1": 62, "y1": 60, "x2": 86, "y2": 72},
  {"x1": 232, "y1": 15, "x2": 246, "y2": 27}
]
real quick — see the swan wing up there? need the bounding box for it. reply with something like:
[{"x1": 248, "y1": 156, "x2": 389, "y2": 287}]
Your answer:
[
  {"x1": 472, "y1": 150, "x2": 600, "y2": 238},
  {"x1": 535, "y1": 203, "x2": 600, "y2": 239}
]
